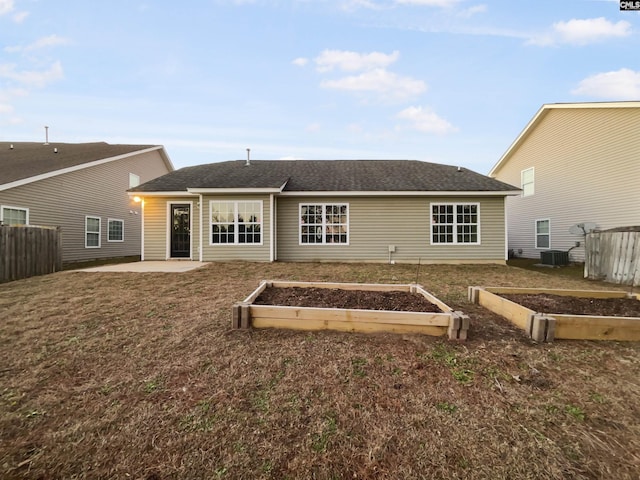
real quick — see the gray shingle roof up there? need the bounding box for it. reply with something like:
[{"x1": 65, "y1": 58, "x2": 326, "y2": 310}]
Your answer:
[
  {"x1": 1, "y1": 142, "x2": 160, "y2": 186},
  {"x1": 132, "y1": 159, "x2": 518, "y2": 193}
]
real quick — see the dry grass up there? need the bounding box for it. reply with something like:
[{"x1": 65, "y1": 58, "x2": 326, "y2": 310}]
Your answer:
[{"x1": 1, "y1": 262, "x2": 638, "y2": 479}]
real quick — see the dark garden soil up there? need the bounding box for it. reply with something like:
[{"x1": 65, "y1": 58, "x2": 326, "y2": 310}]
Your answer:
[
  {"x1": 500, "y1": 293, "x2": 640, "y2": 317},
  {"x1": 254, "y1": 287, "x2": 443, "y2": 312}
]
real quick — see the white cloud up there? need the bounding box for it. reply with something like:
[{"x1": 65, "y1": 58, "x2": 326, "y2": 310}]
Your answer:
[
  {"x1": 0, "y1": 0, "x2": 14, "y2": 15},
  {"x1": 314, "y1": 49, "x2": 400, "y2": 72},
  {"x1": 309, "y1": 49, "x2": 426, "y2": 103},
  {"x1": 555, "y1": 17, "x2": 631, "y2": 44},
  {"x1": 340, "y1": 0, "x2": 384, "y2": 10},
  {"x1": 0, "y1": 61, "x2": 64, "y2": 87},
  {"x1": 529, "y1": 17, "x2": 632, "y2": 46},
  {"x1": 571, "y1": 68, "x2": 640, "y2": 100},
  {"x1": 5, "y1": 34, "x2": 70, "y2": 53},
  {"x1": 292, "y1": 57, "x2": 309, "y2": 67},
  {"x1": 0, "y1": 87, "x2": 27, "y2": 123},
  {"x1": 12, "y1": 10, "x2": 28, "y2": 22},
  {"x1": 459, "y1": 4, "x2": 486, "y2": 18},
  {"x1": 0, "y1": 0, "x2": 27, "y2": 22},
  {"x1": 395, "y1": 106, "x2": 457, "y2": 135},
  {"x1": 305, "y1": 122, "x2": 321, "y2": 132},
  {"x1": 394, "y1": 0, "x2": 461, "y2": 6},
  {"x1": 321, "y1": 68, "x2": 426, "y2": 102}
]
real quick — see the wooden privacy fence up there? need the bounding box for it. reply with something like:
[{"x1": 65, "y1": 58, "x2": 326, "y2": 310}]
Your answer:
[
  {"x1": 585, "y1": 227, "x2": 640, "y2": 287},
  {"x1": 0, "y1": 225, "x2": 62, "y2": 283}
]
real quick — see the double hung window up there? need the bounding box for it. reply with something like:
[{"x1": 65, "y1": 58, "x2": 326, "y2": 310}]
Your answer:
[
  {"x1": 536, "y1": 219, "x2": 550, "y2": 248},
  {"x1": 85, "y1": 216, "x2": 101, "y2": 248}
]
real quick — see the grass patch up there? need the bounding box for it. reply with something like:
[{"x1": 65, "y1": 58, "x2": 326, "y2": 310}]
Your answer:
[
  {"x1": 435, "y1": 402, "x2": 458, "y2": 414},
  {"x1": 312, "y1": 414, "x2": 338, "y2": 452},
  {"x1": 0, "y1": 262, "x2": 637, "y2": 479}
]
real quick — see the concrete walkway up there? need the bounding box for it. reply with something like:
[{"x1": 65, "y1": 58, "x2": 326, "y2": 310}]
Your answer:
[{"x1": 79, "y1": 261, "x2": 207, "y2": 273}]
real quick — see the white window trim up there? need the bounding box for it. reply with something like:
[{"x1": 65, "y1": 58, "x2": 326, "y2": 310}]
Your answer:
[
  {"x1": 85, "y1": 215, "x2": 101, "y2": 249},
  {"x1": 535, "y1": 218, "x2": 551, "y2": 249},
  {"x1": 298, "y1": 203, "x2": 350, "y2": 246},
  {"x1": 209, "y1": 200, "x2": 264, "y2": 246},
  {"x1": 129, "y1": 173, "x2": 141, "y2": 189},
  {"x1": 107, "y1": 218, "x2": 125, "y2": 242},
  {"x1": 430, "y1": 202, "x2": 481, "y2": 246},
  {"x1": 521, "y1": 167, "x2": 534, "y2": 197},
  {"x1": 1, "y1": 205, "x2": 29, "y2": 226}
]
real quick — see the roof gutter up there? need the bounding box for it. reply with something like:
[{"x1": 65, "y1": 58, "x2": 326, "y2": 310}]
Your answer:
[
  {"x1": 187, "y1": 186, "x2": 285, "y2": 194},
  {"x1": 277, "y1": 190, "x2": 522, "y2": 197},
  {"x1": 127, "y1": 191, "x2": 192, "y2": 197}
]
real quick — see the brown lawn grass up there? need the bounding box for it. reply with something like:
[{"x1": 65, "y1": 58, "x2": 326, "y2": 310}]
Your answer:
[{"x1": 1, "y1": 262, "x2": 639, "y2": 479}]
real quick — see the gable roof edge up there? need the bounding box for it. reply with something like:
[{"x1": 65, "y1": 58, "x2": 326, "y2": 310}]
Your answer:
[
  {"x1": 488, "y1": 103, "x2": 549, "y2": 178},
  {"x1": 1, "y1": 145, "x2": 171, "y2": 192},
  {"x1": 488, "y1": 101, "x2": 640, "y2": 177}
]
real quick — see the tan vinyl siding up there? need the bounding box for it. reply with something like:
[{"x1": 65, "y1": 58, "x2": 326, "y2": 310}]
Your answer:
[
  {"x1": 492, "y1": 107, "x2": 640, "y2": 261},
  {"x1": 201, "y1": 194, "x2": 271, "y2": 262},
  {"x1": 142, "y1": 197, "x2": 201, "y2": 260},
  {"x1": 143, "y1": 194, "x2": 272, "y2": 261},
  {"x1": 276, "y1": 196, "x2": 505, "y2": 263},
  {"x1": 0, "y1": 150, "x2": 170, "y2": 263}
]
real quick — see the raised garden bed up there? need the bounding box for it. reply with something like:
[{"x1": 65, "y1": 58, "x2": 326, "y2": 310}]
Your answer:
[
  {"x1": 233, "y1": 281, "x2": 469, "y2": 340},
  {"x1": 469, "y1": 286, "x2": 640, "y2": 342}
]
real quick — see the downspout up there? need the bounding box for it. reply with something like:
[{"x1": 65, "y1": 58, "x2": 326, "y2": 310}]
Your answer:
[
  {"x1": 199, "y1": 194, "x2": 204, "y2": 262},
  {"x1": 504, "y1": 197, "x2": 508, "y2": 262},
  {"x1": 141, "y1": 197, "x2": 145, "y2": 261},
  {"x1": 270, "y1": 193, "x2": 275, "y2": 262}
]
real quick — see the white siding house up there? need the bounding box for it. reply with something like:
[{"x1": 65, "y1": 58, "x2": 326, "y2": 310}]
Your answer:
[
  {"x1": 489, "y1": 102, "x2": 640, "y2": 262},
  {"x1": 1, "y1": 142, "x2": 174, "y2": 264}
]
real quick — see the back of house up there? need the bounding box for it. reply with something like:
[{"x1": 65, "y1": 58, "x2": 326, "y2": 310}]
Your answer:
[
  {"x1": 130, "y1": 159, "x2": 519, "y2": 264},
  {"x1": 0, "y1": 142, "x2": 174, "y2": 264},
  {"x1": 489, "y1": 102, "x2": 640, "y2": 262}
]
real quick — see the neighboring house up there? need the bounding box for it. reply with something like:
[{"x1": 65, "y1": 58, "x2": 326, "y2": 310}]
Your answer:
[
  {"x1": 129, "y1": 159, "x2": 519, "y2": 264},
  {"x1": 1, "y1": 142, "x2": 174, "y2": 264},
  {"x1": 489, "y1": 101, "x2": 640, "y2": 262}
]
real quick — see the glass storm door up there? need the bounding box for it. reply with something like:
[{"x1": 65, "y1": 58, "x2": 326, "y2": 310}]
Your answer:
[{"x1": 170, "y1": 204, "x2": 191, "y2": 258}]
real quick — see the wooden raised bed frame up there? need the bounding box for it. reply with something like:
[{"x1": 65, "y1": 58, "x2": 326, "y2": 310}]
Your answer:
[
  {"x1": 469, "y1": 286, "x2": 640, "y2": 342},
  {"x1": 233, "y1": 281, "x2": 469, "y2": 340}
]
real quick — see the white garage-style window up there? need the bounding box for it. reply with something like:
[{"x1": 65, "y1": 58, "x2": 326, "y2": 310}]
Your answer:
[
  {"x1": 300, "y1": 203, "x2": 349, "y2": 245},
  {"x1": 1, "y1": 205, "x2": 29, "y2": 225},
  {"x1": 107, "y1": 218, "x2": 124, "y2": 242},
  {"x1": 85, "y1": 216, "x2": 101, "y2": 248},
  {"x1": 521, "y1": 167, "x2": 534, "y2": 197},
  {"x1": 210, "y1": 200, "x2": 262, "y2": 245},
  {"x1": 536, "y1": 219, "x2": 550, "y2": 249},
  {"x1": 431, "y1": 203, "x2": 480, "y2": 245},
  {"x1": 129, "y1": 173, "x2": 140, "y2": 189}
]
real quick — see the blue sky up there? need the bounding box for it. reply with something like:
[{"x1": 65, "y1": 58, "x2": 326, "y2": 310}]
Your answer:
[{"x1": 1, "y1": 0, "x2": 638, "y2": 172}]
